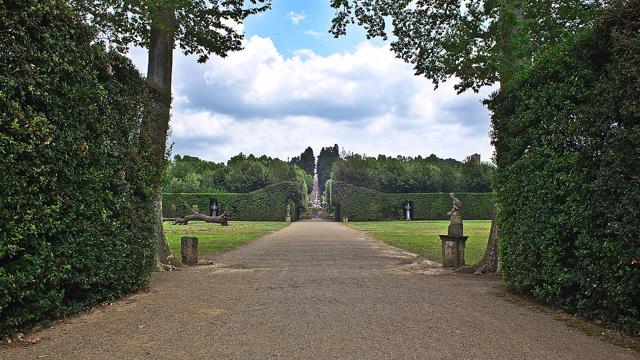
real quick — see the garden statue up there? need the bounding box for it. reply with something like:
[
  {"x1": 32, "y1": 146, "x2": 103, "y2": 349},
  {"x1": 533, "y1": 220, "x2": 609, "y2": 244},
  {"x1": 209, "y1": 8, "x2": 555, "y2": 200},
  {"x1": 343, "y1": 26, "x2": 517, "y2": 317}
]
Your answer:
[
  {"x1": 404, "y1": 201, "x2": 412, "y2": 221},
  {"x1": 439, "y1": 193, "x2": 468, "y2": 268},
  {"x1": 209, "y1": 197, "x2": 219, "y2": 217},
  {"x1": 447, "y1": 193, "x2": 462, "y2": 221}
]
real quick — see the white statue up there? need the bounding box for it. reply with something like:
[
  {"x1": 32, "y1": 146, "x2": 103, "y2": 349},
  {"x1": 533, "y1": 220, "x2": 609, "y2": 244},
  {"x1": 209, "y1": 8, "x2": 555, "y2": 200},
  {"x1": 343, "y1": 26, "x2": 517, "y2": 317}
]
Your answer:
[{"x1": 404, "y1": 202, "x2": 411, "y2": 221}]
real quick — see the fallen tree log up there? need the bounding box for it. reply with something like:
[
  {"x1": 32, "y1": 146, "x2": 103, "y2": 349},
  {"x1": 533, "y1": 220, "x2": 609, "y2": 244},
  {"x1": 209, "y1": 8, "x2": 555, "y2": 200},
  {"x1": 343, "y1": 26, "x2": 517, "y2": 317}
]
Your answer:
[{"x1": 172, "y1": 212, "x2": 229, "y2": 226}]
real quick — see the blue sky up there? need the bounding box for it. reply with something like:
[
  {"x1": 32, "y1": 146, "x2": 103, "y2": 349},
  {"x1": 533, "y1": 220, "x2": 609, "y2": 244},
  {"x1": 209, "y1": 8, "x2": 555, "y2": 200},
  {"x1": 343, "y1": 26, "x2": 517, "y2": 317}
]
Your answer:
[
  {"x1": 129, "y1": 0, "x2": 495, "y2": 163},
  {"x1": 244, "y1": 0, "x2": 379, "y2": 56}
]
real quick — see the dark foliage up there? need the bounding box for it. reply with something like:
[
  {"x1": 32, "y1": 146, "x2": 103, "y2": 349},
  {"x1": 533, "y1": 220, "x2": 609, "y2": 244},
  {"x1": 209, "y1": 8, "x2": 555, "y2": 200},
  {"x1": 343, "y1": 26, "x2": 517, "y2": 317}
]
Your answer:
[
  {"x1": 290, "y1": 146, "x2": 315, "y2": 177},
  {"x1": 317, "y1": 144, "x2": 340, "y2": 195},
  {"x1": 163, "y1": 153, "x2": 312, "y2": 194},
  {"x1": 330, "y1": 0, "x2": 606, "y2": 93},
  {"x1": 331, "y1": 153, "x2": 494, "y2": 194},
  {"x1": 488, "y1": 0, "x2": 640, "y2": 334},
  {"x1": 0, "y1": 0, "x2": 156, "y2": 336},
  {"x1": 163, "y1": 182, "x2": 304, "y2": 221},
  {"x1": 331, "y1": 182, "x2": 493, "y2": 221}
]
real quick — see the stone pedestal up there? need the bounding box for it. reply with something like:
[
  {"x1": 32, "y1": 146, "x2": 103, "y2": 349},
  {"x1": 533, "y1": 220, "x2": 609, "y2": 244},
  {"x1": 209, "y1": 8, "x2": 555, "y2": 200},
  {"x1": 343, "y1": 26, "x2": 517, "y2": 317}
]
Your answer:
[
  {"x1": 439, "y1": 235, "x2": 468, "y2": 268},
  {"x1": 285, "y1": 215, "x2": 291, "y2": 223},
  {"x1": 181, "y1": 236, "x2": 198, "y2": 265}
]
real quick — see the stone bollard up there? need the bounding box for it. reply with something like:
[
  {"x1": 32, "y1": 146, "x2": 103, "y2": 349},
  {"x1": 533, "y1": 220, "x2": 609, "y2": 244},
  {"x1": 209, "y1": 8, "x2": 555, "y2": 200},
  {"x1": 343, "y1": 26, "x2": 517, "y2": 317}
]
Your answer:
[{"x1": 181, "y1": 236, "x2": 198, "y2": 265}]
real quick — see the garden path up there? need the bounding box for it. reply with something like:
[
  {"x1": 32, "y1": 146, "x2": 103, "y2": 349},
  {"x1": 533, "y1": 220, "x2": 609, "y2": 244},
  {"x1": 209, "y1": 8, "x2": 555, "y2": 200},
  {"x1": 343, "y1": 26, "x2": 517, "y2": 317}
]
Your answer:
[{"x1": 1, "y1": 221, "x2": 637, "y2": 359}]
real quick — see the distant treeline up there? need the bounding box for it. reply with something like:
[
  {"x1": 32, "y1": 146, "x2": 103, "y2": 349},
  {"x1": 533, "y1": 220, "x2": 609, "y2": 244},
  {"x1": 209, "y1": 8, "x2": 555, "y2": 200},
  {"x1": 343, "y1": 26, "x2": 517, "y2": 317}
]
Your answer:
[
  {"x1": 162, "y1": 153, "x2": 313, "y2": 194},
  {"x1": 330, "y1": 153, "x2": 494, "y2": 193},
  {"x1": 163, "y1": 145, "x2": 494, "y2": 196}
]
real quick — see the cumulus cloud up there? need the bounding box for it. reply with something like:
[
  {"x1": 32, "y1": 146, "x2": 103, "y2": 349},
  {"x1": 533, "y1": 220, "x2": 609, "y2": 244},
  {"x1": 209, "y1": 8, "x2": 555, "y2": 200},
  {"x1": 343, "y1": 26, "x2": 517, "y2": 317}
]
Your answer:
[
  {"x1": 286, "y1": 11, "x2": 306, "y2": 24},
  {"x1": 149, "y1": 35, "x2": 496, "y2": 163},
  {"x1": 176, "y1": 36, "x2": 446, "y2": 121}
]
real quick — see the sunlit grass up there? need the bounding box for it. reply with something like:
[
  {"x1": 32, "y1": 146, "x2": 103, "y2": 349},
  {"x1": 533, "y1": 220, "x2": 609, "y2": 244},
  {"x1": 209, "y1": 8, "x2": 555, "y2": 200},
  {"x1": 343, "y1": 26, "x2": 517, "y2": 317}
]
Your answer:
[
  {"x1": 346, "y1": 220, "x2": 491, "y2": 265},
  {"x1": 163, "y1": 221, "x2": 288, "y2": 261}
]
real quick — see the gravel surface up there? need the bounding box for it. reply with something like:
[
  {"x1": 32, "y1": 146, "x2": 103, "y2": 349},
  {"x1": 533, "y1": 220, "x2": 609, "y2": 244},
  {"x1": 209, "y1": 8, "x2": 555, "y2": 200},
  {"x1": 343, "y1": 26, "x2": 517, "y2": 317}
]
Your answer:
[{"x1": 1, "y1": 220, "x2": 638, "y2": 359}]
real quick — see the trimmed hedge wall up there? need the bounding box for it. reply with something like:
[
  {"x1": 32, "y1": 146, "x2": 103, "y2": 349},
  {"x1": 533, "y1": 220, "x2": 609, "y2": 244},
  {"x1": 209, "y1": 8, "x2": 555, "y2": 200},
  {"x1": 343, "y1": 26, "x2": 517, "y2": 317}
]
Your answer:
[
  {"x1": 163, "y1": 181, "x2": 304, "y2": 221},
  {"x1": 331, "y1": 182, "x2": 493, "y2": 221},
  {"x1": 0, "y1": 1, "x2": 156, "y2": 336},
  {"x1": 488, "y1": 1, "x2": 640, "y2": 334}
]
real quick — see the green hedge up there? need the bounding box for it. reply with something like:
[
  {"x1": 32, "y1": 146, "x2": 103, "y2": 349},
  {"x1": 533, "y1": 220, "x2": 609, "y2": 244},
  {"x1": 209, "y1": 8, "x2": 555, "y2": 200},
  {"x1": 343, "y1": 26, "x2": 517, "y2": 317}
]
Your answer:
[
  {"x1": 331, "y1": 182, "x2": 493, "y2": 221},
  {"x1": 163, "y1": 181, "x2": 304, "y2": 221},
  {"x1": 488, "y1": 1, "x2": 640, "y2": 334},
  {"x1": 0, "y1": 1, "x2": 156, "y2": 336}
]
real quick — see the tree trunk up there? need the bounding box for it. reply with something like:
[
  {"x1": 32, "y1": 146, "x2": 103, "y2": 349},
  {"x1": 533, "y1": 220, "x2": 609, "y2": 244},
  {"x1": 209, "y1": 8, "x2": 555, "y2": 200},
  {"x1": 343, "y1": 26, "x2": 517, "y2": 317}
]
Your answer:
[
  {"x1": 460, "y1": 0, "x2": 524, "y2": 274},
  {"x1": 142, "y1": 4, "x2": 178, "y2": 269},
  {"x1": 499, "y1": 0, "x2": 524, "y2": 87},
  {"x1": 470, "y1": 203, "x2": 499, "y2": 273},
  {"x1": 173, "y1": 212, "x2": 229, "y2": 226}
]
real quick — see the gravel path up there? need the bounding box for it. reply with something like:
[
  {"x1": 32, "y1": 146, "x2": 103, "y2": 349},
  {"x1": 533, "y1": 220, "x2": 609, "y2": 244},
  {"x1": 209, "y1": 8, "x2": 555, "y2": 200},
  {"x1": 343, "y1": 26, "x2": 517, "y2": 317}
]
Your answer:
[{"x1": 2, "y1": 220, "x2": 637, "y2": 359}]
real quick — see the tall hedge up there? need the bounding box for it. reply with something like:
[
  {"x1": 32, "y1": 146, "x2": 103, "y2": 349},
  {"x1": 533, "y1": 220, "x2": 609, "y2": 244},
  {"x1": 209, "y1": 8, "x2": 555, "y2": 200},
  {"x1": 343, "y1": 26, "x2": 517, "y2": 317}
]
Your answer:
[
  {"x1": 163, "y1": 181, "x2": 304, "y2": 221},
  {"x1": 0, "y1": 1, "x2": 156, "y2": 335},
  {"x1": 331, "y1": 182, "x2": 493, "y2": 221},
  {"x1": 488, "y1": 1, "x2": 640, "y2": 334}
]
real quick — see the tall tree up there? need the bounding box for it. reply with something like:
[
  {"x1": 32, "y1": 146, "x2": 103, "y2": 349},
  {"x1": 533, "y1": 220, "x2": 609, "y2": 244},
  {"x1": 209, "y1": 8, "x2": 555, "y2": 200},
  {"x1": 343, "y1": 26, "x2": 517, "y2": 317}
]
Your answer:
[
  {"x1": 317, "y1": 144, "x2": 340, "y2": 194},
  {"x1": 71, "y1": 0, "x2": 269, "y2": 268},
  {"x1": 330, "y1": 0, "x2": 607, "y2": 272},
  {"x1": 290, "y1": 146, "x2": 316, "y2": 177}
]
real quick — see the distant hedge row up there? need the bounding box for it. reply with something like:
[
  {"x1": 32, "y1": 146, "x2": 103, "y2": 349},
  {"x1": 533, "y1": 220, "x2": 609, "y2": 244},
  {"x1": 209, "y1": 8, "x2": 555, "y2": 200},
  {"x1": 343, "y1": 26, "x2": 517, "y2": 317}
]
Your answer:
[
  {"x1": 0, "y1": 1, "x2": 156, "y2": 336},
  {"x1": 163, "y1": 181, "x2": 304, "y2": 221},
  {"x1": 330, "y1": 182, "x2": 493, "y2": 221},
  {"x1": 488, "y1": 1, "x2": 640, "y2": 334}
]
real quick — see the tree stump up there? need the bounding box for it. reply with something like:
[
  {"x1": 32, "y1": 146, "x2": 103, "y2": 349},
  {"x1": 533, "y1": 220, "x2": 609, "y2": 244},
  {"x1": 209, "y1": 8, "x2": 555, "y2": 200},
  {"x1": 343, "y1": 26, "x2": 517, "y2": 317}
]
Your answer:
[{"x1": 181, "y1": 236, "x2": 198, "y2": 265}]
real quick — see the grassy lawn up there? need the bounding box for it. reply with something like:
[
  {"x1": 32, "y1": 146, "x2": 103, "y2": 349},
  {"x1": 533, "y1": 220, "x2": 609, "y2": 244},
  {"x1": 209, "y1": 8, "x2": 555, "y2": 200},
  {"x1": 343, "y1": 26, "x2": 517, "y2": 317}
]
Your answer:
[
  {"x1": 346, "y1": 220, "x2": 491, "y2": 265},
  {"x1": 164, "y1": 221, "x2": 289, "y2": 261}
]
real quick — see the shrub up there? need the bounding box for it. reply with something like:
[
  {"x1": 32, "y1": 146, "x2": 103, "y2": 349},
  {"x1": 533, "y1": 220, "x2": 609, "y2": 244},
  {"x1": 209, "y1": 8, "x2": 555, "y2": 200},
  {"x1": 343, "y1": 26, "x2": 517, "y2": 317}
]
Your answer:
[
  {"x1": 163, "y1": 181, "x2": 304, "y2": 221},
  {"x1": 0, "y1": 1, "x2": 155, "y2": 335},
  {"x1": 331, "y1": 182, "x2": 493, "y2": 221},
  {"x1": 332, "y1": 182, "x2": 390, "y2": 221},
  {"x1": 488, "y1": 0, "x2": 640, "y2": 334}
]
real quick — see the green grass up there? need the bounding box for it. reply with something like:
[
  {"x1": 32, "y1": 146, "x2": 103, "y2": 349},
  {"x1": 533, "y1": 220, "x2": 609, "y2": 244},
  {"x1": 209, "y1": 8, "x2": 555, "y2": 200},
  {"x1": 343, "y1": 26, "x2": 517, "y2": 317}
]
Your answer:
[
  {"x1": 164, "y1": 221, "x2": 289, "y2": 261},
  {"x1": 346, "y1": 220, "x2": 491, "y2": 265}
]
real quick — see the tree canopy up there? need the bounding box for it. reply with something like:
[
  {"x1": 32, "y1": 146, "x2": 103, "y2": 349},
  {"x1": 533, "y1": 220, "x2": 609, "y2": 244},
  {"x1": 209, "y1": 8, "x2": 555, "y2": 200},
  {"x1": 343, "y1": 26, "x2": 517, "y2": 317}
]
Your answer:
[
  {"x1": 317, "y1": 144, "x2": 341, "y2": 195},
  {"x1": 290, "y1": 146, "x2": 316, "y2": 177},
  {"x1": 71, "y1": 0, "x2": 269, "y2": 62},
  {"x1": 330, "y1": 0, "x2": 608, "y2": 92},
  {"x1": 331, "y1": 153, "x2": 494, "y2": 193},
  {"x1": 163, "y1": 153, "x2": 313, "y2": 194}
]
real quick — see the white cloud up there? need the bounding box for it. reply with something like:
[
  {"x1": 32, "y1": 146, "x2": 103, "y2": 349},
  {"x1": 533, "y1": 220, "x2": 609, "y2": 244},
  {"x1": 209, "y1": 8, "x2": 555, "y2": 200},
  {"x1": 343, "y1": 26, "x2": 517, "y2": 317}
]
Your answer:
[
  {"x1": 138, "y1": 35, "x2": 497, "y2": 163},
  {"x1": 194, "y1": 37, "x2": 426, "y2": 117},
  {"x1": 286, "y1": 11, "x2": 306, "y2": 25},
  {"x1": 169, "y1": 109, "x2": 492, "y2": 164}
]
